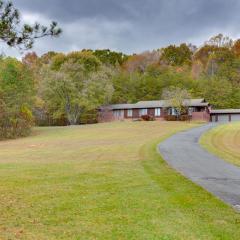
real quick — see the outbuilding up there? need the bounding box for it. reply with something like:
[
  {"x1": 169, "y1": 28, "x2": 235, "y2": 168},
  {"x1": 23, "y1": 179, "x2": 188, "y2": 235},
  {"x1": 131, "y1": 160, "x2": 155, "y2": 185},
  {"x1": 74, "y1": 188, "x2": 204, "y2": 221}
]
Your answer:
[{"x1": 210, "y1": 109, "x2": 240, "y2": 122}]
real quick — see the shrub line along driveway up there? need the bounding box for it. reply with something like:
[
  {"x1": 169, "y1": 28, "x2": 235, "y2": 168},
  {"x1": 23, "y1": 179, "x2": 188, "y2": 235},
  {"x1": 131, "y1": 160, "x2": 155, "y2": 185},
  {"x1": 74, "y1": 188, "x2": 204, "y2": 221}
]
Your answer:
[{"x1": 159, "y1": 123, "x2": 240, "y2": 210}]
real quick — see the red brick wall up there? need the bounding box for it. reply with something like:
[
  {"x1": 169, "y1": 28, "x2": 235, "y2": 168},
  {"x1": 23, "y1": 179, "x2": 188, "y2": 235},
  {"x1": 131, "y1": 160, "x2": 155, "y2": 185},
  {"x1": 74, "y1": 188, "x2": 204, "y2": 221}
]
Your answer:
[
  {"x1": 98, "y1": 109, "x2": 114, "y2": 122},
  {"x1": 148, "y1": 108, "x2": 154, "y2": 116},
  {"x1": 124, "y1": 109, "x2": 128, "y2": 118},
  {"x1": 133, "y1": 109, "x2": 139, "y2": 118},
  {"x1": 98, "y1": 107, "x2": 210, "y2": 122}
]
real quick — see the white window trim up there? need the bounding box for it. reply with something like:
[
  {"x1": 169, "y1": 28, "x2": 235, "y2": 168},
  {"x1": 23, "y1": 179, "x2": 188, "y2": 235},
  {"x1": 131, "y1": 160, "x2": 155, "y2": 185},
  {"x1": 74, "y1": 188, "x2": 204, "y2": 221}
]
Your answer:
[
  {"x1": 113, "y1": 110, "x2": 124, "y2": 118},
  {"x1": 127, "y1": 109, "x2": 133, "y2": 117},
  {"x1": 168, "y1": 108, "x2": 177, "y2": 116},
  {"x1": 155, "y1": 108, "x2": 161, "y2": 117},
  {"x1": 139, "y1": 109, "x2": 148, "y2": 116},
  {"x1": 188, "y1": 107, "x2": 194, "y2": 116}
]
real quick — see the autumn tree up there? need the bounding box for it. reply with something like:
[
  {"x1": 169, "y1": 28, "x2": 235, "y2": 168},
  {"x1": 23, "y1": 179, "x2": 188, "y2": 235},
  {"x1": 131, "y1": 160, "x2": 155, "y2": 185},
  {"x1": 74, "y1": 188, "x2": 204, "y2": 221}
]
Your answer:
[
  {"x1": 205, "y1": 34, "x2": 233, "y2": 48},
  {"x1": 0, "y1": 0, "x2": 61, "y2": 138},
  {"x1": 22, "y1": 52, "x2": 40, "y2": 81},
  {"x1": 123, "y1": 50, "x2": 161, "y2": 73},
  {"x1": 51, "y1": 51, "x2": 101, "y2": 72},
  {"x1": 39, "y1": 51, "x2": 58, "y2": 65},
  {"x1": 232, "y1": 39, "x2": 240, "y2": 57},
  {"x1": 41, "y1": 61, "x2": 114, "y2": 125},
  {"x1": 0, "y1": 57, "x2": 35, "y2": 138},
  {"x1": 161, "y1": 43, "x2": 192, "y2": 66},
  {"x1": 162, "y1": 87, "x2": 191, "y2": 116},
  {"x1": 92, "y1": 49, "x2": 128, "y2": 66},
  {"x1": 193, "y1": 45, "x2": 218, "y2": 67},
  {"x1": 197, "y1": 77, "x2": 234, "y2": 108},
  {"x1": 191, "y1": 60, "x2": 204, "y2": 79}
]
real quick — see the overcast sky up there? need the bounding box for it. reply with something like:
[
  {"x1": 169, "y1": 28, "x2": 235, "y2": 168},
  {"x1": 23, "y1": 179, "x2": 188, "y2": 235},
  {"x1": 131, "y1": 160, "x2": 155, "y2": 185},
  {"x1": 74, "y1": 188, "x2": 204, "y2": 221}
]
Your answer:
[{"x1": 2, "y1": 0, "x2": 240, "y2": 58}]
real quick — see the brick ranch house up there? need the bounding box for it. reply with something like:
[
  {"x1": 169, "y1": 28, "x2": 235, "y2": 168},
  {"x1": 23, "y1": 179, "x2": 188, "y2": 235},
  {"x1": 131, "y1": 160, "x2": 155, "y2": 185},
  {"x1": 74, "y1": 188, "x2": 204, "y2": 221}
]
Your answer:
[
  {"x1": 98, "y1": 99, "x2": 211, "y2": 122},
  {"x1": 98, "y1": 99, "x2": 240, "y2": 123}
]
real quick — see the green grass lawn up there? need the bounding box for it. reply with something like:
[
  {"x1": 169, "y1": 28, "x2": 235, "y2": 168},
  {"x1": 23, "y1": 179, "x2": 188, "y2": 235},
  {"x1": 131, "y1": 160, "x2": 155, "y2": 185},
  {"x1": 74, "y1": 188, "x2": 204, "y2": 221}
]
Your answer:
[
  {"x1": 200, "y1": 122, "x2": 240, "y2": 166},
  {"x1": 0, "y1": 121, "x2": 240, "y2": 240}
]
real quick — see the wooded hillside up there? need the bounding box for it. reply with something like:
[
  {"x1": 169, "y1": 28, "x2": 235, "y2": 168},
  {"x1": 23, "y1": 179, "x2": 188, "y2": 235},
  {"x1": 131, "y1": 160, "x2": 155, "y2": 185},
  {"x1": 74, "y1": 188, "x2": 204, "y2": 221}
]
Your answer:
[{"x1": 1, "y1": 33, "x2": 240, "y2": 136}]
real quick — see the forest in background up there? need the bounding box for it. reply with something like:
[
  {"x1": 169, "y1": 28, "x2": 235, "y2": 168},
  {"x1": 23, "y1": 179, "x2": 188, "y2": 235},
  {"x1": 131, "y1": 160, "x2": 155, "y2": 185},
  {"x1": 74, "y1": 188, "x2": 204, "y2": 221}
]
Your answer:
[{"x1": 1, "y1": 33, "x2": 240, "y2": 138}]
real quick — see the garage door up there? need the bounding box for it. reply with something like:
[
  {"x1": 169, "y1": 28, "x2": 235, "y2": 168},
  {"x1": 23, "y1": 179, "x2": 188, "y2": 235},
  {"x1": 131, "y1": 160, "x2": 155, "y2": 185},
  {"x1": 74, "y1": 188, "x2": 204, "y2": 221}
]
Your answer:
[
  {"x1": 231, "y1": 114, "x2": 240, "y2": 121},
  {"x1": 217, "y1": 114, "x2": 229, "y2": 122}
]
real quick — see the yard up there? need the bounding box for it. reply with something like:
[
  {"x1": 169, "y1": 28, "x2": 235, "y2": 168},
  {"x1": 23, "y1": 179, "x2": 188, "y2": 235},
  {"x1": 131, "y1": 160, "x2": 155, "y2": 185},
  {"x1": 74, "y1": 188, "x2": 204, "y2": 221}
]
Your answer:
[
  {"x1": 0, "y1": 121, "x2": 240, "y2": 239},
  {"x1": 200, "y1": 122, "x2": 240, "y2": 166}
]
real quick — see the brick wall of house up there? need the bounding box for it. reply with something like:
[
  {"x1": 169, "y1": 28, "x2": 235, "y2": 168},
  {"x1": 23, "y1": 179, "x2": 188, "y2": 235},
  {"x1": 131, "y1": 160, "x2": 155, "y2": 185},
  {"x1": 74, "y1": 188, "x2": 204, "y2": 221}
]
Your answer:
[
  {"x1": 148, "y1": 108, "x2": 154, "y2": 116},
  {"x1": 161, "y1": 109, "x2": 168, "y2": 119},
  {"x1": 98, "y1": 107, "x2": 210, "y2": 123},
  {"x1": 98, "y1": 109, "x2": 114, "y2": 122},
  {"x1": 132, "y1": 109, "x2": 139, "y2": 118},
  {"x1": 124, "y1": 109, "x2": 128, "y2": 118}
]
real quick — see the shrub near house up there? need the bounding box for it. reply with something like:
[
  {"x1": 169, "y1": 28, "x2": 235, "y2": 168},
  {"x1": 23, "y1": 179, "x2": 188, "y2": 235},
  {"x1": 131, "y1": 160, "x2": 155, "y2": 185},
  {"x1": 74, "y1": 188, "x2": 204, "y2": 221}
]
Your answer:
[{"x1": 141, "y1": 114, "x2": 155, "y2": 121}]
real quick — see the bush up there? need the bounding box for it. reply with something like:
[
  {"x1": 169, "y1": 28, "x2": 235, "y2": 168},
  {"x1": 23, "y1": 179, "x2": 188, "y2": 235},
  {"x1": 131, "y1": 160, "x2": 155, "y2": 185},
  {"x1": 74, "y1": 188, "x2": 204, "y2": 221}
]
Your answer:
[
  {"x1": 141, "y1": 115, "x2": 155, "y2": 121},
  {"x1": 34, "y1": 109, "x2": 98, "y2": 126},
  {"x1": 0, "y1": 106, "x2": 34, "y2": 140},
  {"x1": 164, "y1": 115, "x2": 191, "y2": 121},
  {"x1": 164, "y1": 115, "x2": 177, "y2": 121},
  {"x1": 34, "y1": 108, "x2": 68, "y2": 126},
  {"x1": 79, "y1": 110, "x2": 98, "y2": 124},
  {"x1": 179, "y1": 115, "x2": 191, "y2": 121}
]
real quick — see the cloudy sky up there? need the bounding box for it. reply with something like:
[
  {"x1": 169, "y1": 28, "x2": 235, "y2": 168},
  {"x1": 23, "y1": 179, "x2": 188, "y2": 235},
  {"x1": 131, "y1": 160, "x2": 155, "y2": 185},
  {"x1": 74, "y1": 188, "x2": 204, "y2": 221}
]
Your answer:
[{"x1": 2, "y1": 0, "x2": 240, "y2": 57}]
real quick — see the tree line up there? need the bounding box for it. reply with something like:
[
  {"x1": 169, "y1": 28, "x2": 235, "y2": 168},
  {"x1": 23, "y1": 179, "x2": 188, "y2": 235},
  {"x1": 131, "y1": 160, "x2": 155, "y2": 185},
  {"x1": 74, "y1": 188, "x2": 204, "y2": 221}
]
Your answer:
[
  {"x1": 2, "y1": 33, "x2": 240, "y2": 138},
  {"x1": 0, "y1": 0, "x2": 61, "y2": 139},
  {"x1": 0, "y1": 1, "x2": 239, "y2": 139}
]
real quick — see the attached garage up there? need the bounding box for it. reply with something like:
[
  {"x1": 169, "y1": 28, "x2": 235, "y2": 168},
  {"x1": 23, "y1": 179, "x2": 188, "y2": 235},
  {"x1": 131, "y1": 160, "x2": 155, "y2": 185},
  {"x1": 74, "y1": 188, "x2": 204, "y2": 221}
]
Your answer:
[
  {"x1": 210, "y1": 109, "x2": 240, "y2": 122},
  {"x1": 231, "y1": 114, "x2": 240, "y2": 121}
]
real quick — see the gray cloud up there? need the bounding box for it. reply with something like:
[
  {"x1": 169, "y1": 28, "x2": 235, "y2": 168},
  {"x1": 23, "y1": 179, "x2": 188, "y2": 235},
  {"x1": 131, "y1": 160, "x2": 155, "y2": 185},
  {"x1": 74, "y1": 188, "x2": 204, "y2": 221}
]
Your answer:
[{"x1": 4, "y1": 0, "x2": 240, "y2": 57}]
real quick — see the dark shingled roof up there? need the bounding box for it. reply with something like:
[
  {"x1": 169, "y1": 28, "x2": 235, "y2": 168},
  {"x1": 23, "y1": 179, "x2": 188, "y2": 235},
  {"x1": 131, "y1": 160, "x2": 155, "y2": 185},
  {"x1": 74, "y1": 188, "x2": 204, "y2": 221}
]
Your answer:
[
  {"x1": 102, "y1": 99, "x2": 209, "y2": 110},
  {"x1": 211, "y1": 109, "x2": 240, "y2": 114}
]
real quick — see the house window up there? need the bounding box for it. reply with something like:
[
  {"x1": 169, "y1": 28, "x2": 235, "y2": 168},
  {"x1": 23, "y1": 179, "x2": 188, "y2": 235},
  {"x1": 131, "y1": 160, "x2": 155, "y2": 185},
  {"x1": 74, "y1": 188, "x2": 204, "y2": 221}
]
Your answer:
[
  {"x1": 127, "y1": 109, "x2": 133, "y2": 117},
  {"x1": 188, "y1": 107, "x2": 194, "y2": 115},
  {"x1": 113, "y1": 110, "x2": 124, "y2": 118},
  {"x1": 168, "y1": 108, "x2": 177, "y2": 116},
  {"x1": 173, "y1": 108, "x2": 178, "y2": 115},
  {"x1": 139, "y1": 109, "x2": 148, "y2": 116},
  {"x1": 155, "y1": 108, "x2": 161, "y2": 117}
]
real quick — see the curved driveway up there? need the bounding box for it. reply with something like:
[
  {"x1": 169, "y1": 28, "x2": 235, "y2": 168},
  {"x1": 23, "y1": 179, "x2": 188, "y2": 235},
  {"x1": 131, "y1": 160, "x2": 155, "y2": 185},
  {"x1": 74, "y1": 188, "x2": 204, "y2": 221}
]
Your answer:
[{"x1": 159, "y1": 123, "x2": 240, "y2": 210}]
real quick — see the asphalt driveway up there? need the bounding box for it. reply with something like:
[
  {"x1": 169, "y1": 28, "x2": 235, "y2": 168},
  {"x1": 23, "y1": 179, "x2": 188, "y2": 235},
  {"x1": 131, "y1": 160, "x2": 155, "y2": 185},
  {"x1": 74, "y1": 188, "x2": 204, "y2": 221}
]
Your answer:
[{"x1": 159, "y1": 123, "x2": 240, "y2": 210}]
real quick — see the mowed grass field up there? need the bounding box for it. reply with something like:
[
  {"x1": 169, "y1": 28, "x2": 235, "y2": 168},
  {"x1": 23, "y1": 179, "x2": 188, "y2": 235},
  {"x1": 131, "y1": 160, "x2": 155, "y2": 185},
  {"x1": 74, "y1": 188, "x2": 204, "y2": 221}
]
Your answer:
[
  {"x1": 200, "y1": 122, "x2": 240, "y2": 166},
  {"x1": 0, "y1": 121, "x2": 240, "y2": 240}
]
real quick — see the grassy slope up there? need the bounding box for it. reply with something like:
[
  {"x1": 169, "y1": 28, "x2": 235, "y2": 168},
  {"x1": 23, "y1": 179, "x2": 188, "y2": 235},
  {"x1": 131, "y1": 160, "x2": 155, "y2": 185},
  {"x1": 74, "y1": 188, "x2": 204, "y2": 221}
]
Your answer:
[
  {"x1": 200, "y1": 122, "x2": 240, "y2": 166},
  {"x1": 0, "y1": 121, "x2": 240, "y2": 240}
]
